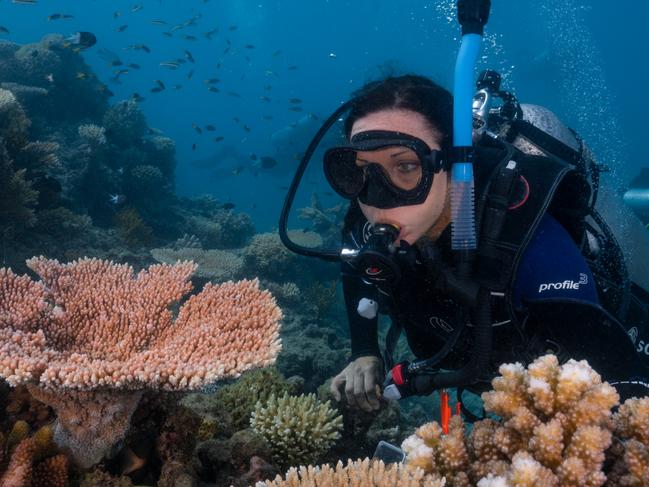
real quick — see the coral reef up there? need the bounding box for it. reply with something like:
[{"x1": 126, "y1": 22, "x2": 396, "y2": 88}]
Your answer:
[
  {"x1": 102, "y1": 100, "x2": 147, "y2": 149},
  {"x1": 258, "y1": 458, "x2": 443, "y2": 487},
  {"x1": 250, "y1": 392, "x2": 343, "y2": 469},
  {"x1": 78, "y1": 123, "x2": 107, "y2": 147},
  {"x1": 151, "y1": 246, "x2": 244, "y2": 282},
  {"x1": 242, "y1": 232, "x2": 298, "y2": 280},
  {"x1": 113, "y1": 207, "x2": 154, "y2": 248},
  {"x1": 0, "y1": 421, "x2": 69, "y2": 487},
  {"x1": 183, "y1": 367, "x2": 300, "y2": 432},
  {"x1": 402, "y1": 354, "x2": 620, "y2": 486},
  {"x1": 277, "y1": 310, "x2": 349, "y2": 392},
  {"x1": 0, "y1": 257, "x2": 282, "y2": 467}
]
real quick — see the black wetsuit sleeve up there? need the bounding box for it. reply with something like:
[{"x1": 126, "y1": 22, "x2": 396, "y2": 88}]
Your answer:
[{"x1": 342, "y1": 266, "x2": 381, "y2": 360}]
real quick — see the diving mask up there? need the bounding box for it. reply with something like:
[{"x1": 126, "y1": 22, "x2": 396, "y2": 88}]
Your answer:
[{"x1": 323, "y1": 130, "x2": 447, "y2": 209}]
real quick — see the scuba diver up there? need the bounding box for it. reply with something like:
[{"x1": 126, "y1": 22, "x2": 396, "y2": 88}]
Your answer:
[{"x1": 279, "y1": 0, "x2": 649, "y2": 416}]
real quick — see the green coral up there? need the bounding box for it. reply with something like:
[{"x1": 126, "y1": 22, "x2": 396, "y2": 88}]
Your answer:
[
  {"x1": 207, "y1": 367, "x2": 298, "y2": 431},
  {"x1": 250, "y1": 392, "x2": 343, "y2": 469}
]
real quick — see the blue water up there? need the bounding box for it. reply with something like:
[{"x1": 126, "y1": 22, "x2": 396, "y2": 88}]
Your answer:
[{"x1": 1, "y1": 0, "x2": 647, "y2": 231}]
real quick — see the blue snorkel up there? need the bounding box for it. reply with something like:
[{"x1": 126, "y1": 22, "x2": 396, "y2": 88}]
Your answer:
[{"x1": 451, "y1": 0, "x2": 491, "y2": 271}]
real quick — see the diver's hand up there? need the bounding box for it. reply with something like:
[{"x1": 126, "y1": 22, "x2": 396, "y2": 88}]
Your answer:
[{"x1": 330, "y1": 356, "x2": 384, "y2": 412}]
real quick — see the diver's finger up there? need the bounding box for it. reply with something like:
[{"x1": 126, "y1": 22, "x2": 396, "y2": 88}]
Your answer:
[
  {"x1": 330, "y1": 374, "x2": 344, "y2": 402},
  {"x1": 344, "y1": 374, "x2": 357, "y2": 408},
  {"x1": 363, "y1": 370, "x2": 380, "y2": 410},
  {"x1": 353, "y1": 373, "x2": 372, "y2": 412}
]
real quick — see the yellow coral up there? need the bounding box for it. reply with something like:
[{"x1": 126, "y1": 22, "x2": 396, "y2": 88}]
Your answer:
[{"x1": 403, "y1": 355, "x2": 621, "y2": 486}]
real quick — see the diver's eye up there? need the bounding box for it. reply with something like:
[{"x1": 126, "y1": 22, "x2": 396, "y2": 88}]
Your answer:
[{"x1": 396, "y1": 161, "x2": 420, "y2": 173}]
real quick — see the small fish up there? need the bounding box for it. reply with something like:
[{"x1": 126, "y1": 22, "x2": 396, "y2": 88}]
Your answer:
[
  {"x1": 109, "y1": 194, "x2": 126, "y2": 205},
  {"x1": 228, "y1": 25, "x2": 237, "y2": 31},
  {"x1": 131, "y1": 92, "x2": 145, "y2": 102},
  {"x1": 288, "y1": 106, "x2": 303, "y2": 112},
  {"x1": 150, "y1": 20, "x2": 167, "y2": 26},
  {"x1": 192, "y1": 143, "x2": 197, "y2": 151},
  {"x1": 170, "y1": 24, "x2": 184, "y2": 33},
  {"x1": 287, "y1": 65, "x2": 298, "y2": 70},
  {"x1": 186, "y1": 69, "x2": 195, "y2": 80},
  {"x1": 117, "y1": 25, "x2": 129, "y2": 33},
  {"x1": 0, "y1": 26, "x2": 9, "y2": 34},
  {"x1": 329, "y1": 52, "x2": 337, "y2": 58},
  {"x1": 233, "y1": 117, "x2": 240, "y2": 124},
  {"x1": 131, "y1": 4, "x2": 143, "y2": 13},
  {"x1": 213, "y1": 136, "x2": 224, "y2": 142},
  {"x1": 264, "y1": 84, "x2": 272, "y2": 91},
  {"x1": 173, "y1": 84, "x2": 183, "y2": 90},
  {"x1": 223, "y1": 47, "x2": 231, "y2": 55},
  {"x1": 159, "y1": 61, "x2": 180, "y2": 69},
  {"x1": 204, "y1": 28, "x2": 218, "y2": 39},
  {"x1": 183, "y1": 35, "x2": 197, "y2": 41},
  {"x1": 227, "y1": 91, "x2": 241, "y2": 98},
  {"x1": 184, "y1": 49, "x2": 195, "y2": 63},
  {"x1": 250, "y1": 153, "x2": 258, "y2": 161},
  {"x1": 67, "y1": 31, "x2": 97, "y2": 50},
  {"x1": 12, "y1": 0, "x2": 38, "y2": 4},
  {"x1": 126, "y1": 44, "x2": 150, "y2": 53},
  {"x1": 204, "y1": 78, "x2": 220, "y2": 84},
  {"x1": 62, "y1": 14, "x2": 74, "y2": 19},
  {"x1": 110, "y1": 60, "x2": 123, "y2": 67},
  {"x1": 272, "y1": 50, "x2": 282, "y2": 57},
  {"x1": 231, "y1": 167, "x2": 243, "y2": 176},
  {"x1": 221, "y1": 202, "x2": 235, "y2": 210},
  {"x1": 192, "y1": 123, "x2": 202, "y2": 134},
  {"x1": 289, "y1": 98, "x2": 302, "y2": 104},
  {"x1": 113, "y1": 11, "x2": 122, "y2": 18},
  {"x1": 244, "y1": 56, "x2": 251, "y2": 63},
  {"x1": 207, "y1": 86, "x2": 219, "y2": 93},
  {"x1": 260, "y1": 156, "x2": 278, "y2": 169},
  {"x1": 127, "y1": 63, "x2": 141, "y2": 70},
  {"x1": 244, "y1": 44, "x2": 255, "y2": 49},
  {"x1": 260, "y1": 96, "x2": 270, "y2": 102},
  {"x1": 162, "y1": 32, "x2": 173, "y2": 38},
  {"x1": 114, "y1": 68, "x2": 129, "y2": 76},
  {"x1": 45, "y1": 73, "x2": 54, "y2": 83},
  {"x1": 262, "y1": 115, "x2": 273, "y2": 120},
  {"x1": 205, "y1": 125, "x2": 216, "y2": 131},
  {"x1": 76, "y1": 71, "x2": 89, "y2": 80},
  {"x1": 150, "y1": 86, "x2": 164, "y2": 93},
  {"x1": 155, "y1": 79, "x2": 165, "y2": 89},
  {"x1": 243, "y1": 125, "x2": 251, "y2": 133},
  {"x1": 47, "y1": 13, "x2": 62, "y2": 21}
]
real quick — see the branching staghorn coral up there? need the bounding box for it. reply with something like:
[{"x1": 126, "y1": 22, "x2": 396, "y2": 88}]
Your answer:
[
  {"x1": 257, "y1": 458, "x2": 445, "y2": 487},
  {"x1": 402, "y1": 354, "x2": 621, "y2": 486},
  {"x1": 0, "y1": 257, "x2": 282, "y2": 468},
  {"x1": 250, "y1": 392, "x2": 343, "y2": 469}
]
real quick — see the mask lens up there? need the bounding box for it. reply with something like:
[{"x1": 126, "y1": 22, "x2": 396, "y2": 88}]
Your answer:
[
  {"x1": 356, "y1": 147, "x2": 423, "y2": 192},
  {"x1": 324, "y1": 148, "x2": 366, "y2": 198}
]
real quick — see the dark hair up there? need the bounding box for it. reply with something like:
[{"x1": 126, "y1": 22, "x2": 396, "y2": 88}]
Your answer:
[{"x1": 344, "y1": 74, "x2": 454, "y2": 151}]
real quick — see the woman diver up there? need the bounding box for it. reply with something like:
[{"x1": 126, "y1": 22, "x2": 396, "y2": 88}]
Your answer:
[
  {"x1": 322, "y1": 74, "x2": 649, "y2": 413},
  {"x1": 279, "y1": 1, "x2": 649, "y2": 416}
]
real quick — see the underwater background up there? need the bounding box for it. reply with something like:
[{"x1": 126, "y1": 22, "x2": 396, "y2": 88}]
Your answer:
[{"x1": 0, "y1": 0, "x2": 648, "y2": 486}]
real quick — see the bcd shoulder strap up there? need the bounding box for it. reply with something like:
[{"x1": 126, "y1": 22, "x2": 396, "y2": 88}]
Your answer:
[{"x1": 474, "y1": 147, "x2": 575, "y2": 292}]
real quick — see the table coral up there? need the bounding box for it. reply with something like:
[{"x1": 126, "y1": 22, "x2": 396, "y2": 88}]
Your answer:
[{"x1": 0, "y1": 257, "x2": 283, "y2": 468}]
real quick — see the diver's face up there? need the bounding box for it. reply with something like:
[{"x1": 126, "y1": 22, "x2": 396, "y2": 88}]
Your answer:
[{"x1": 351, "y1": 109, "x2": 448, "y2": 244}]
